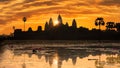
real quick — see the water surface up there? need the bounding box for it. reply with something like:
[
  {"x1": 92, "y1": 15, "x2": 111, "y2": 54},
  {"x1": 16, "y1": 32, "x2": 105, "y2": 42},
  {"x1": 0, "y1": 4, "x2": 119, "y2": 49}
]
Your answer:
[{"x1": 0, "y1": 40, "x2": 120, "y2": 68}]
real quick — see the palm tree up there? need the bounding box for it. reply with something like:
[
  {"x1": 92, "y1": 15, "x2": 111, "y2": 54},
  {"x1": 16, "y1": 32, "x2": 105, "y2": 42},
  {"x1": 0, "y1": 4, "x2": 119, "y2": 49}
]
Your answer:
[
  {"x1": 106, "y1": 22, "x2": 115, "y2": 30},
  {"x1": 95, "y1": 17, "x2": 105, "y2": 30},
  {"x1": 23, "y1": 17, "x2": 27, "y2": 31},
  {"x1": 13, "y1": 26, "x2": 15, "y2": 31},
  {"x1": 115, "y1": 23, "x2": 120, "y2": 32}
]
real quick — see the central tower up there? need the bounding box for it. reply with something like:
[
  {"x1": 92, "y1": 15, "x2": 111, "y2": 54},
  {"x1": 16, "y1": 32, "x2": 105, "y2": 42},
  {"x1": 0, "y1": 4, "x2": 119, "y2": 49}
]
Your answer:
[{"x1": 58, "y1": 14, "x2": 63, "y2": 26}]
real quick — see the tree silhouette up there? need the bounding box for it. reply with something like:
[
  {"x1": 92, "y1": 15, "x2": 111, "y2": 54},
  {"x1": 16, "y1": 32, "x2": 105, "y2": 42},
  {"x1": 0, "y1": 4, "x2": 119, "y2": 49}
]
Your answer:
[
  {"x1": 37, "y1": 26, "x2": 42, "y2": 32},
  {"x1": 28, "y1": 27, "x2": 32, "y2": 32},
  {"x1": 23, "y1": 17, "x2": 27, "y2": 31},
  {"x1": 95, "y1": 17, "x2": 105, "y2": 30},
  {"x1": 13, "y1": 26, "x2": 15, "y2": 31},
  {"x1": 106, "y1": 22, "x2": 115, "y2": 30},
  {"x1": 115, "y1": 23, "x2": 120, "y2": 32}
]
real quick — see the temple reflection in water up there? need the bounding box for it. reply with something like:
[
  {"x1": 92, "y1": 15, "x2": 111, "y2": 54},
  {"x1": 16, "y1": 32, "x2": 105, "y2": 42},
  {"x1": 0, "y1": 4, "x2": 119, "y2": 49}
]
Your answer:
[{"x1": 0, "y1": 43, "x2": 120, "y2": 68}]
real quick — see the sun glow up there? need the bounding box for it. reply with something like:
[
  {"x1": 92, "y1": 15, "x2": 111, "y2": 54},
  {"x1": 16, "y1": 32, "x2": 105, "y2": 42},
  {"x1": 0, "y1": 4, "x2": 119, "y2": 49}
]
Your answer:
[
  {"x1": 52, "y1": 53, "x2": 58, "y2": 68},
  {"x1": 54, "y1": 20, "x2": 59, "y2": 26},
  {"x1": 53, "y1": 59, "x2": 58, "y2": 65}
]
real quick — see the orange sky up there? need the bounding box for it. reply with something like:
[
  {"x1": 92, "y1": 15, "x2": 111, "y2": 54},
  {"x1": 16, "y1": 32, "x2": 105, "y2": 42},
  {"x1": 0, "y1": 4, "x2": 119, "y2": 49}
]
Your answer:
[{"x1": 0, "y1": 0, "x2": 120, "y2": 35}]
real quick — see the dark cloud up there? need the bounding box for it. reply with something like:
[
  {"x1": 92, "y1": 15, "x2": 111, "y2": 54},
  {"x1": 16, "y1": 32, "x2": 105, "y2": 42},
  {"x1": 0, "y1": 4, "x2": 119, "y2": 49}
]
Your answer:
[
  {"x1": 0, "y1": 19, "x2": 7, "y2": 25},
  {"x1": 23, "y1": 0, "x2": 36, "y2": 3},
  {"x1": 72, "y1": 2, "x2": 89, "y2": 6},
  {"x1": 0, "y1": 0, "x2": 119, "y2": 26},
  {"x1": 0, "y1": 0, "x2": 11, "y2": 2},
  {"x1": 0, "y1": 0, "x2": 60, "y2": 13},
  {"x1": 0, "y1": 0, "x2": 120, "y2": 34},
  {"x1": 0, "y1": 0, "x2": 12, "y2": 4},
  {"x1": 99, "y1": 0, "x2": 120, "y2": 6},
  {"x1": 23, "y1": 1, "x2": 59, "y2": 8}
]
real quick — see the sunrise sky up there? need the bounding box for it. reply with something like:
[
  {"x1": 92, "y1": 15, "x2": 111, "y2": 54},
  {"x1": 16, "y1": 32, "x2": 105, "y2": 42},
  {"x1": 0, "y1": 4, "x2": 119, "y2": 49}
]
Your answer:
[{"x1": 0, "y1": 0, "x2": 120, "y2": 35}]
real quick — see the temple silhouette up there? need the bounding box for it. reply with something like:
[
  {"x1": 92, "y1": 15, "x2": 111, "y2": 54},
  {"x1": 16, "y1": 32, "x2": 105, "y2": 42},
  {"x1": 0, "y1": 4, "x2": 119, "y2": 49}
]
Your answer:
[{"x1": 13, "y1": 15, "x2": 120, "y2": 40}]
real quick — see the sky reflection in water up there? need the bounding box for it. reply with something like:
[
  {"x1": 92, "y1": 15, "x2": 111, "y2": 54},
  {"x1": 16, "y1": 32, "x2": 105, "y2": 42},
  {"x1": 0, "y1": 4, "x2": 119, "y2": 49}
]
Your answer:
[{"x1": 0, "y1": 42, "x2": 120, "y2": 68}]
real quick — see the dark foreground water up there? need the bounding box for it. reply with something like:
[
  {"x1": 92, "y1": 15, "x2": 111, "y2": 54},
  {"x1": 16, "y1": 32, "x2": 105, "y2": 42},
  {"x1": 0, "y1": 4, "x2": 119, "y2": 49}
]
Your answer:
[{"x1": 0, "y1": 40, "x2": 120, "y2": 68}]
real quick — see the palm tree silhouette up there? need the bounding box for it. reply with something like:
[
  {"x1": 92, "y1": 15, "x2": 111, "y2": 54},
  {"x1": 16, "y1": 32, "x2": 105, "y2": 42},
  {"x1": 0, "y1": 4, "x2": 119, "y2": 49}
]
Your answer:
[
  {"x1": 23, "y1": 17, "x2": 27, "y2": 31},
  {"x1": 115, "y1": 23, "x2": 120, "y2": 32},
  {"x1": 95, "y1": 17, "x2": 105, "y2": 30},
  {"x1": 106, "y1": 22, "x2": 115, "y2": 30},
  {"x1": 13, "y1": 26, "x2": 15, "y2": 31}
]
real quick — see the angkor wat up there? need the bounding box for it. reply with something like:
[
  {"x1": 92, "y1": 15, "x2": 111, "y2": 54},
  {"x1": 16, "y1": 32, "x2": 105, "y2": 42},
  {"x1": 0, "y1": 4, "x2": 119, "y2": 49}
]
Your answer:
[{"x1": 13, "y1": 15, "x2": 120, "y2": 40}]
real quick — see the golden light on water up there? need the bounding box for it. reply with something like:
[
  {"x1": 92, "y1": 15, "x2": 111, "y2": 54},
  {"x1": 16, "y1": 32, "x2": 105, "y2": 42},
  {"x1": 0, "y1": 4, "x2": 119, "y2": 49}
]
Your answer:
[
  {"x1": 52, "y1": 53, "x2": 58, "y2": 68},
  {"x1": 53, "y1": 58, "x2": 58, "y2": 65},
  {"x1": 0, "y1": 48, "x2": 120, "y2": 68}
]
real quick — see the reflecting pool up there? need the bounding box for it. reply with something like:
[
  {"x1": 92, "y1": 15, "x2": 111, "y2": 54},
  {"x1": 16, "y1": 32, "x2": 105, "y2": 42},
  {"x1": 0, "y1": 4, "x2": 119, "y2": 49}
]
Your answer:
[{"x1": 0, "y1": 40, "x2": 120, "y2": 68}]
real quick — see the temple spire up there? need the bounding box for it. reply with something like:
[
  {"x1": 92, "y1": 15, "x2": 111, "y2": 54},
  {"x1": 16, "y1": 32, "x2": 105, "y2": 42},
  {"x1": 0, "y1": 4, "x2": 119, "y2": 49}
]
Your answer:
[
  {"x1": 58, "y1": 14, "x2": 63, "y2": 26},
  {"x1": 49, "y1": 18, "x2": 53, "y2": 28},
  {"x1": 45, "y1": 21, "x2": 49, "y2": 31},
  {"x1": 72, "y1": 19, "x2": 77, "y2": 28}
]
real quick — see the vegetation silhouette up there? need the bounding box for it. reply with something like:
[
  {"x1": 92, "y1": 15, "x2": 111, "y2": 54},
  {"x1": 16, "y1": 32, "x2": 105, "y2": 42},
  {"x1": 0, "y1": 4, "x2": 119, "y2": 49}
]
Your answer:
[
  {"x1": 106, "y1": 22, "x2": 115, "y2": 30},
  {"x1": 95, "y1": 17, "x2": 105, "y2": 30},
  {"x1": 115, "y1": 23, "x2": 120, "y2": 32},
  {"x1": 1, "y1": 14, "x2": 120, "y2": 40},
  {"x1": 23, "y1": 17, "x2": 27, "y2": 31}
]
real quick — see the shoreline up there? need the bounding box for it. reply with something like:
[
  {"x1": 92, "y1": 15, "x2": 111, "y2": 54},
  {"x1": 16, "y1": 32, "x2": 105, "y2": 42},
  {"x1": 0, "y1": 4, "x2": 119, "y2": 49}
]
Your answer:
[{"x1": 1, "y1": 40, "x2": 120, "y2": 46}]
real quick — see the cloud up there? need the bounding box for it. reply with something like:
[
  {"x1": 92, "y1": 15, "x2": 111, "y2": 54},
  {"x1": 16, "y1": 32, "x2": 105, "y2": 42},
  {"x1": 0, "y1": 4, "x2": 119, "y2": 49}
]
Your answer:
[
  {"x1": 0, "y1": 19, "x2": 7, "y2": 25},
  {"x1": 0, "y1": 0, "x2": 120, "y2": 26},
  {"x1": 23, "y1": 0, "x2": 59, "y2": 8},
  {"x1": 0, "y1": 0, "x2": 12, "y2": 2},
  {"x1": 0, "y1": 0, "x2": 120, "y2": 34},
  {"x1": 99, "y1": 0, "x2": 120, "y2": 6}
]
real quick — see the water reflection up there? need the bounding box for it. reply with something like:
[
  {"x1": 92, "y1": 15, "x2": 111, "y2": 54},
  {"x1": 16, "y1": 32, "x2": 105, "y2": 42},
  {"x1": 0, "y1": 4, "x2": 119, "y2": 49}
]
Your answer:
[{"x1": 0, "y1": 44, "x2": 120, "y2": 68}]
